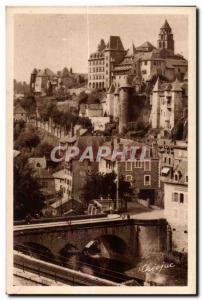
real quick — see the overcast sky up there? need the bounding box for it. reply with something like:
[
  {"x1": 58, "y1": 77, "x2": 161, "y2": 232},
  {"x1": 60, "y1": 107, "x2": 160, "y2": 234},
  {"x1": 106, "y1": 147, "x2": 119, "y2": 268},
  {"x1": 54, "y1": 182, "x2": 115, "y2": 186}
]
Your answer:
[{"x1": 14, "y1": 13, "x2": 188, "y2": 82}]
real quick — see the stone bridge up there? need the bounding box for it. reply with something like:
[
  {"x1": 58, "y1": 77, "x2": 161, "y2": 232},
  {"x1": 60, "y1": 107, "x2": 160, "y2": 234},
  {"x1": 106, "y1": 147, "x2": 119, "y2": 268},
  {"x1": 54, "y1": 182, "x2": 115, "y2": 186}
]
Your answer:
[{"x1": 14, "y1": 217, "x2": 168, "y2": 264}]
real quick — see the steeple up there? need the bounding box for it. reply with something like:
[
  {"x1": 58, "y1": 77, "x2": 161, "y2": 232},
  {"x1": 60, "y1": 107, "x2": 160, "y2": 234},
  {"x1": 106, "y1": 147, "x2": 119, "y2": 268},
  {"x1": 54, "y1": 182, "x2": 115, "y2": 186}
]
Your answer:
[
  {"x1": 153, "y1": 77, "x2": 161, "y2": 92},
  {"x1": 161, "y1": 19, "x2": 171, "y2": 30},
  {"x1": 158, "y1": 19, "x2": 174, "y2": 56},
  {"x1": 171, "y1": 78, "x2": 182, "y2": 92},
  {"x1": 126, "y1": 42, "x2": 136, "y2": 57}
]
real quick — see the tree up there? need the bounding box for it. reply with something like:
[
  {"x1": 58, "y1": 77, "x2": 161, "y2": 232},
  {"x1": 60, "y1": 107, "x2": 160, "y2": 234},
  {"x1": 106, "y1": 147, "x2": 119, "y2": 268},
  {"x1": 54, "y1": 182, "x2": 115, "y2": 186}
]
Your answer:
[
  {"x1": 14, "y1": 155, "x2": 45, "y2": 220},
  {"x1": 19, "y1": 96, "x2": 36, "y2": 115},
  {"x1": 14, "y1": 125, "x2": 40, "y2": 151},
  {"x1": 78, "y1": 91, "x2": 88, "y2": 104},
  {"x1": 87, "y1": 92, "x2": 100, "y2": 104},
  {"x1": 171, "y1": 119, "x2": 185, "y2": 140},
  {"x1": 77, "y1": 116, "x2": 92, "y2": 130},
  {"x1": 32, "y1": 140, "x2": 54, "y2": 158},
  {"x1": 82, "y1": 172, "x2": 133, "y2": 206},
  {"x1": 37, "y1": 101, "x2": 58, "y2": 122},
  {"x1": 14, "y1": 119, "x2": 26, "y2": 141}
]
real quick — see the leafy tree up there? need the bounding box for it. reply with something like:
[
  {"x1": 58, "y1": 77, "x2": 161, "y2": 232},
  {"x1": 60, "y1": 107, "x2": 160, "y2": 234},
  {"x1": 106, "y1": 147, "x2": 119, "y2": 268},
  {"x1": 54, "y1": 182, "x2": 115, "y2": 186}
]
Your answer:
[
  {"x1": 14, "y1": 120, "x2": 26, "y2": 141},
  {"x1": 82, "y1": 172, "x2": 133, "y2": 206},
  {"x1": 87, "y1": 92, "x2": 100, "y2": 104},
  {"x1": 32, "y1": 140, "x2": 54, "y2": 159},
  {"x1": 14, "y1": 125, "x2": 40, "y2": 151},
  {"x1": 78, "y1": 91, "x2": 88, "y2": 104},
  {"x1": 19, "y1": 96, "x2": 36, "y2": 115},
  {"x1": 14, "y1": 155, "x2": 45, "y2": 220},
  {"x1": 14, "y1": 79, "x2": 30, "y2": 96},
  {"x1": 77, "y1": 116, "x2": 92, "y2": 130}
]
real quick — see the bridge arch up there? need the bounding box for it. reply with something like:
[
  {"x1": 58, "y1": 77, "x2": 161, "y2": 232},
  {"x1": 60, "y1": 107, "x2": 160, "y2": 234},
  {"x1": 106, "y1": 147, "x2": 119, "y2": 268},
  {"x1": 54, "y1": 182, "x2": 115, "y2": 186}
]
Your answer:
[{"x1": 81, "y1": 234, "x2": 134, "y2": 265}]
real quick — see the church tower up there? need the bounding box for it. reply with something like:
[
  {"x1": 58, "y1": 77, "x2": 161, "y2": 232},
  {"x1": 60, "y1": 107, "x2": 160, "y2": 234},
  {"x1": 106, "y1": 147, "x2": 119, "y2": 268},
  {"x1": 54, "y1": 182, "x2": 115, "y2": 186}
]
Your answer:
[{"x1": 157, "y1": 20, "x2": 174, "y2": 57}]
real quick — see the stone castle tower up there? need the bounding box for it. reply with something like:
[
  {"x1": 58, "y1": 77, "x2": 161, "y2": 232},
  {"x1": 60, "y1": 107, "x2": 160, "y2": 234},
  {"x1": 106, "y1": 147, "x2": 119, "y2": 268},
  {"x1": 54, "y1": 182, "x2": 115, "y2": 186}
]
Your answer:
[
  {"x1": 150, "y1": 77, "x2": 161, "y2": 129},
  {"x1": 157, "y1": 20, "x2": 174, "y2": 57},
  {"x1": 118, "y1": 76, "x2": 132, "y2": 134},
  {"x1": 150, "y1": 77, "x2": 184, "y2": 131}
]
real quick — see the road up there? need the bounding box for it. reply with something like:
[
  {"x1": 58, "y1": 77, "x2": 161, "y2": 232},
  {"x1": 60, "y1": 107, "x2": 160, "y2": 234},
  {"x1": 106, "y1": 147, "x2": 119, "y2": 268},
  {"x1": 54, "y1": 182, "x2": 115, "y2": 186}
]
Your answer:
[
  {"x1": 14, "y1": 214, "x2": 121, "y2": 231},
  {"x1": 14, "y1": 202, "x2": 165, "y2": 232}
]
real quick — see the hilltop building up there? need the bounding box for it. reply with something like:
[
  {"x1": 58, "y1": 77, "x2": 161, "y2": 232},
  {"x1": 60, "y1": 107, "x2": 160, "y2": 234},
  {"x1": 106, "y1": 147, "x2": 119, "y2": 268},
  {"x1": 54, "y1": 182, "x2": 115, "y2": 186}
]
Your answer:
[
  {"x1": 149, "y1": 77, "x2": 188, "y2": 131},
  {"x1": 30, "y1": 67, "x2": 87, "y2": 96},
  {"x1": 88, "y1": 20, "x2": 188, "y2": 90}
]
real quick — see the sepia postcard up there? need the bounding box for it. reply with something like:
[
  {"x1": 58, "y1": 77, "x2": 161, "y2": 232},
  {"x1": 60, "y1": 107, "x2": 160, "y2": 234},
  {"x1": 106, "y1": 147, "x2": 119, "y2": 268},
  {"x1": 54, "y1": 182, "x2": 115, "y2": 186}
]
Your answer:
[{"x1": 6, "y1": 6, "x2": 197, "y2": 295}]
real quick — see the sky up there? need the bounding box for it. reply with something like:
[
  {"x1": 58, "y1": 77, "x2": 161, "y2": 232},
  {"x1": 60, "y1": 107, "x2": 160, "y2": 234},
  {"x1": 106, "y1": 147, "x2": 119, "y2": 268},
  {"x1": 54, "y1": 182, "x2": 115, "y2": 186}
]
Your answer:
[{"x1": 14, "y1": 13, "x2": 188, "y2": 83}]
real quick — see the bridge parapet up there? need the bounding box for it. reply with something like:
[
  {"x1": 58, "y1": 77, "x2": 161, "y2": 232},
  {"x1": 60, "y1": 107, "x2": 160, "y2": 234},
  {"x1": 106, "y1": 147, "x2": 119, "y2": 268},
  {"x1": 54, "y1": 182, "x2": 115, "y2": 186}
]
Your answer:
[{"x1": 14, "y1": 217, "x2": 168, "y2": 263}]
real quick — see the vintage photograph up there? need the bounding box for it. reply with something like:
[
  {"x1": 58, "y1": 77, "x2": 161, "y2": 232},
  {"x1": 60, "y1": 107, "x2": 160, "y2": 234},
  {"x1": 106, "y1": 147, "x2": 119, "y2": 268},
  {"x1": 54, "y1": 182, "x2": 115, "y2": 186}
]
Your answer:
[{"x1": 7, "y1": 6, "x2": 196, "y2": 294}]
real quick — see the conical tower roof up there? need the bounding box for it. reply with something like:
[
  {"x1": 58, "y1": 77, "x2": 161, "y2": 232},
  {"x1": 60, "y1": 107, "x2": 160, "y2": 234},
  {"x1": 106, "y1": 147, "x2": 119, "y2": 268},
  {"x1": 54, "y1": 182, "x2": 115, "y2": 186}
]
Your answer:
[
  {"x1": 171, "y1": 78, "x2": 182, "y2": 92},
  {"x1": 161, "y1": 19, "x2": 171, "y2": 30},
  {"x1": 126, "y1": 43, "x2": 136, "y2": 57},
  {"x1": 153, "y1": 77, "x2": 161, "y2": 92}
]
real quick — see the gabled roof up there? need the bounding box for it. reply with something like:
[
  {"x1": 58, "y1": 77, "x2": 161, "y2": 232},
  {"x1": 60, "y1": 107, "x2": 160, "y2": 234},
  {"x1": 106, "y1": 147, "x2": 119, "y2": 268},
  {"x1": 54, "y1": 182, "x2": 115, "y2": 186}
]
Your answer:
[
  {"x1": 37, "y1": 68, "x2": 55, "y2": 77},
  {"x1": 136, "y1": 41, "x2": 156, "y2": 52},
  {"x1": 14, "y1": 103, "x2": 27, "y2": 114},
  {"x1": 53, "y1": 169, "x2": 66, "y2": 179},
  {"x1": 171, "y1": 78, "x2": 182, "y2": 92},
  {"x1": 125, "y1": 43, "x2": 136, "y2": 57}
]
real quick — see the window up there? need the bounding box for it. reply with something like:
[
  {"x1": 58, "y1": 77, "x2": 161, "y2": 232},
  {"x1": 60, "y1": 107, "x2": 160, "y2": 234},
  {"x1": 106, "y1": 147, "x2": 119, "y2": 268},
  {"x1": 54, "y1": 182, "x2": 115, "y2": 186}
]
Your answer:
[
  {"x1": 164, "y1": 157, "x2": 167, "y2": 163},
  {"x1": 144, "y1": 61, "x2": 147, "y2": 65},
  {"x1": 126, "y1": 175, "x2": 132, "y2": 182},
  {"x1": 180, "y1": 193, "x2": 184, "y2": 203},
  {"x1": 144, "y1": 160, "x2": 151, "y2": 171},
  {"x1": 41, "y1": 181, "x2": 48, "y2": 188},
  {"x1": 106, "y1": 70, "x2": 108, "y2": 75},
  {"x1": 174, "y1": 173, "x2": 178, "y2": 181},
  {"x1": 134, "y1": 160, "x2": 142, "y2": 168},
  {"x1": 172, "y1": 192, "x2": 178, "y2": 202},
  {"x1": 126, "y1": 162, "x2": 132, "y2": 171},
  {"x1": 142, "y1": 70, "x2": 147, "y2": 74},
  {"x1": 168, "y1": 158, "x2": 171, "y2": 165},
  {"x1": 186, "y1": 175, "x2": 188, "y2": 183},
  {"x1": 144, "y1": 175, "x2": 151, "y2": 186}
]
